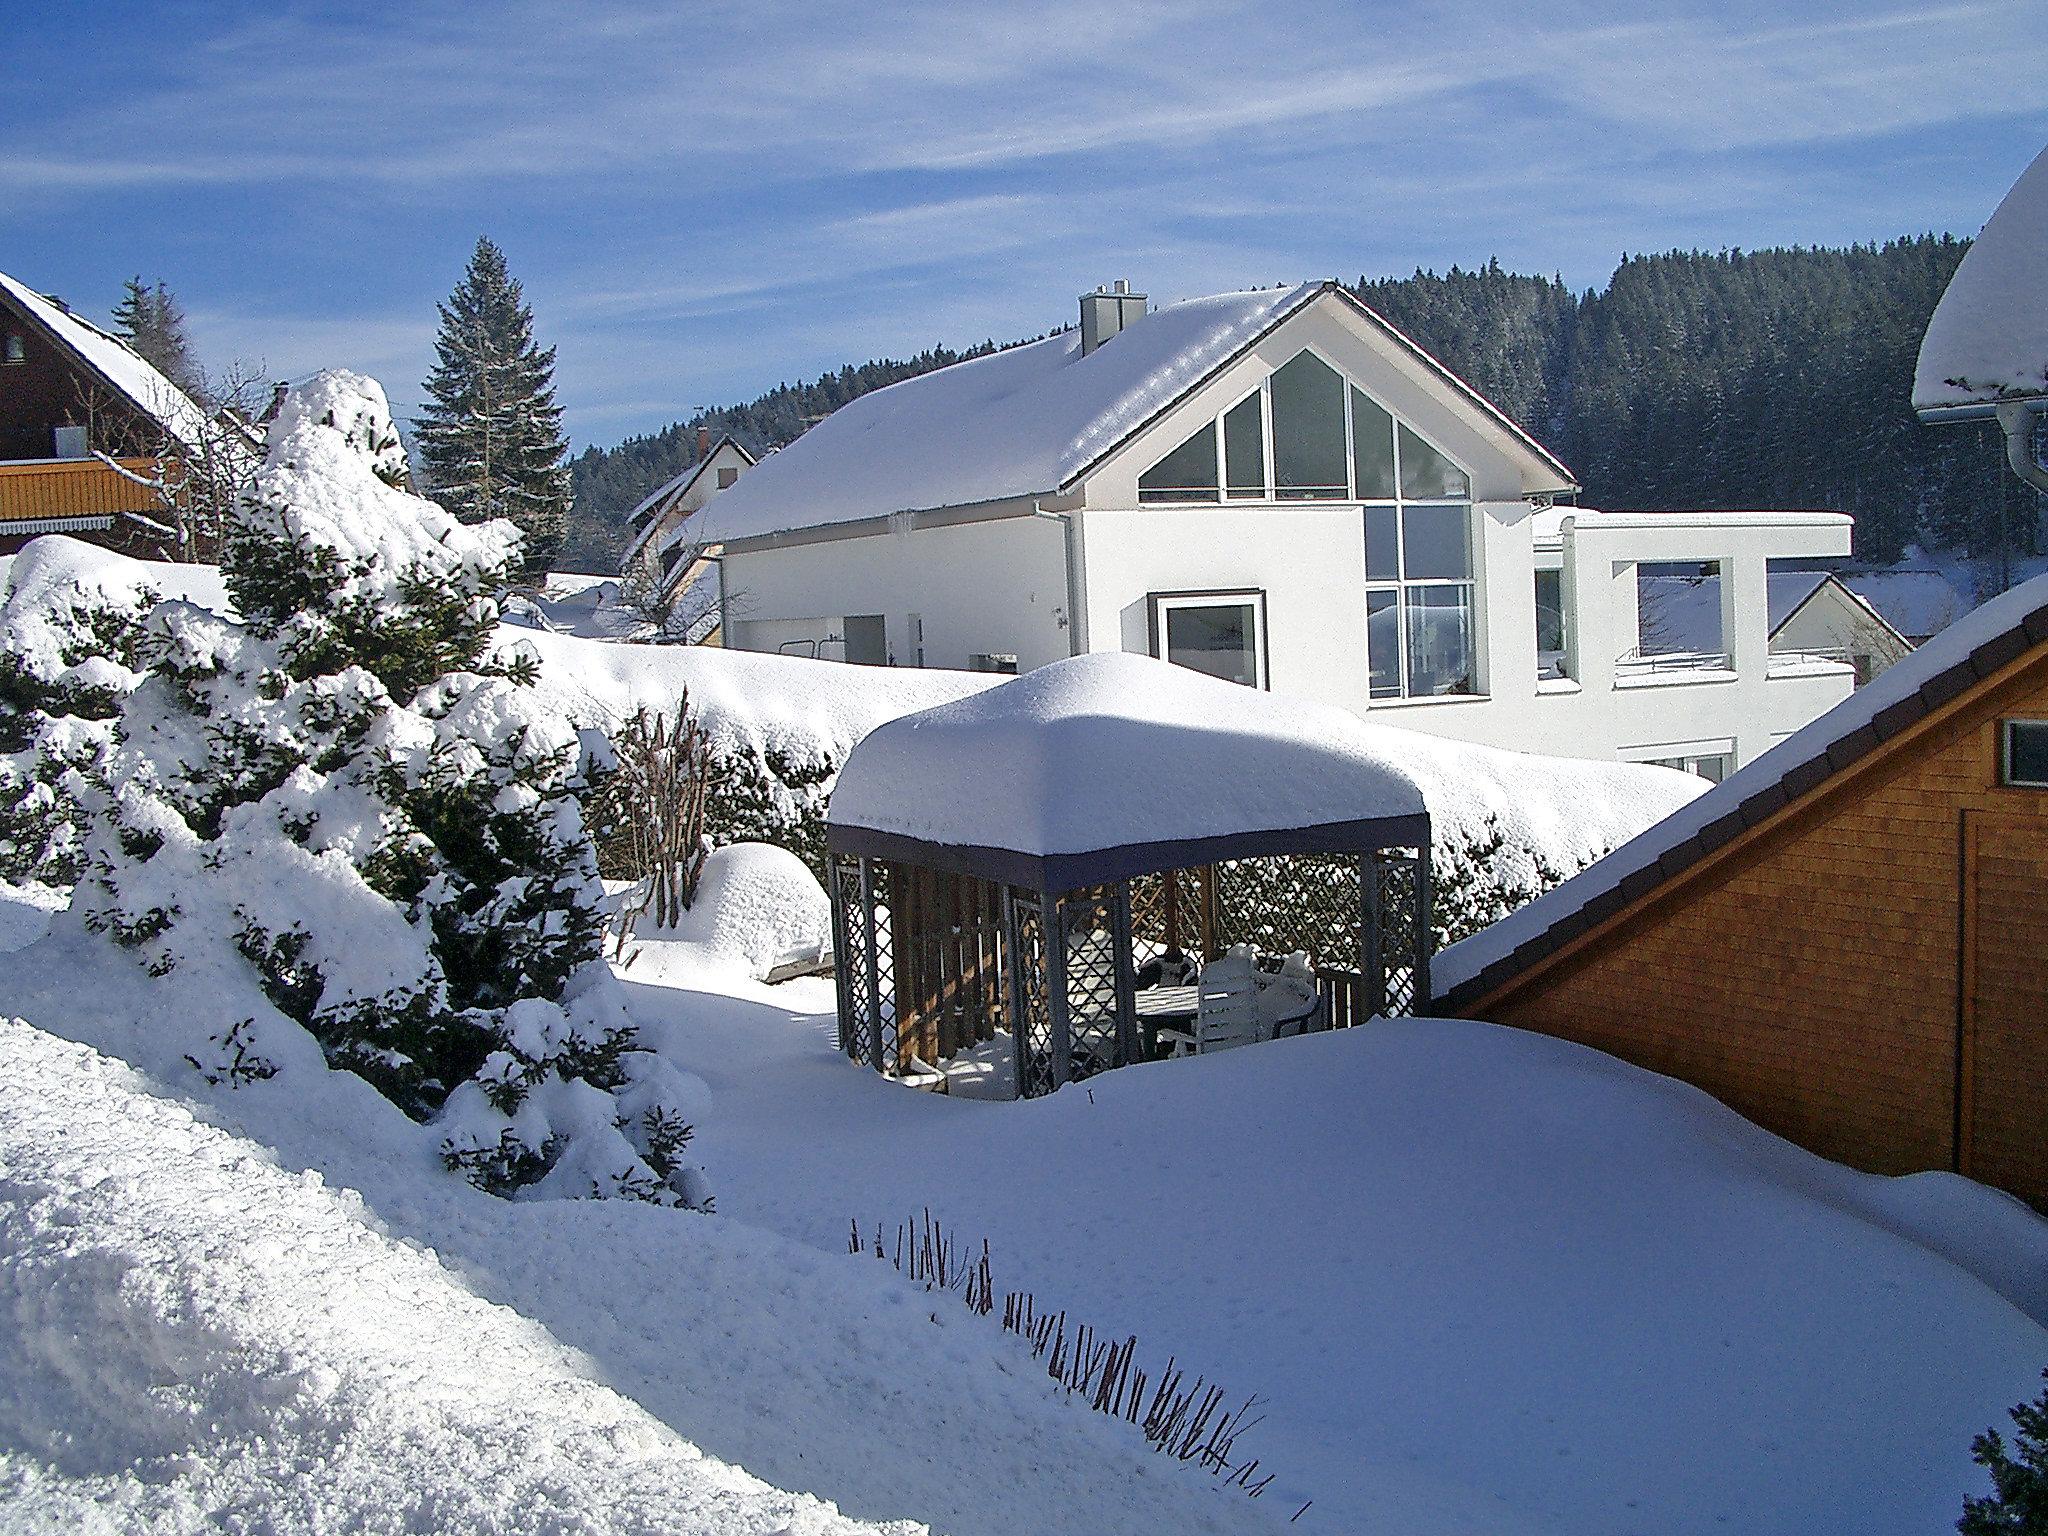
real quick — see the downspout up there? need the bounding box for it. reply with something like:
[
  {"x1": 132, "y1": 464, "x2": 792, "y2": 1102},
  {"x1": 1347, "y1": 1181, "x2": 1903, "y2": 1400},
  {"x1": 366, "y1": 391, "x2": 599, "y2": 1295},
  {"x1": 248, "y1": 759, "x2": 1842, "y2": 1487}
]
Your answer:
[
  {"x1": 1031, "y1": 503, "x2": 1085, "y2": 657},
  {"x1": 1994, "y1": 400, "x2": 2048, "y2": 495}
]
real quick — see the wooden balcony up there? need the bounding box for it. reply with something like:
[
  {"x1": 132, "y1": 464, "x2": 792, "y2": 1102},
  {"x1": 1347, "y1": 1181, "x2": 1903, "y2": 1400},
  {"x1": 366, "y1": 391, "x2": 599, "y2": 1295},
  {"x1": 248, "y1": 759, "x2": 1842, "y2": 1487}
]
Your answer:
[{"x1": 0, "y1": 456, "x2": 162, "y2": 528}]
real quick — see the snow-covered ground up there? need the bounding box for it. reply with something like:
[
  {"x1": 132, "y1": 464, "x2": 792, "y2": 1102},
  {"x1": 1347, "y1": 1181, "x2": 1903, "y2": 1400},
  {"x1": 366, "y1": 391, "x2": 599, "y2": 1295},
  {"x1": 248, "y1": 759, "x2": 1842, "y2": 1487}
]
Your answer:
[{"x1": 3, "y1": 876, "x2": 2043, "y2": 1536}]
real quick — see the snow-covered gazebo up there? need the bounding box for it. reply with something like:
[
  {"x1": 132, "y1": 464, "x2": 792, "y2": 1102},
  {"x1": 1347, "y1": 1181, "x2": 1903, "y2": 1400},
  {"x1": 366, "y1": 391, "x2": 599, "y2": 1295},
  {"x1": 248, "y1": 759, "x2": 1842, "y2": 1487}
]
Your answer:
[{"x1": 826, "y1": 654, "x2": 1434, "y2": 1097}]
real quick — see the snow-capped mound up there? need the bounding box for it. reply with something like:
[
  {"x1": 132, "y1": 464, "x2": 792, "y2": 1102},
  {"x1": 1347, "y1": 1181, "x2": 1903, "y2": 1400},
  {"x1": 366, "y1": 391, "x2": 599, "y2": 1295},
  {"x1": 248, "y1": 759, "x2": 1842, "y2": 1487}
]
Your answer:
[
  {"x1": 0, "y1": 1017, "x2": 914, "y2": 1536},
  {"x1": 0, "y1": 535, "x2": 227, "y2": 691},
  {"x1": 1915, "y1": 142, "x2": 2048, "y2": 413},
  {"x1": 623, "y1": 842, "x2": 831, "y2": 980}
]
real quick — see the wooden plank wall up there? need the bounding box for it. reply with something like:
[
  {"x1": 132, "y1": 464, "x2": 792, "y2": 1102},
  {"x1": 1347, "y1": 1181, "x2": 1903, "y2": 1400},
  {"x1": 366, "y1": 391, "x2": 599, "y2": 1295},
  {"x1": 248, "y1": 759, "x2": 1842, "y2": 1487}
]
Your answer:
[
  {"x1": 0, "y1": 457, "x2": 162, "y2": 523},
  {"x1": 1476, "y1": 651, "x2": 2048, "y2": 1206},
  {"x1": 886, "y1": 864, "x2": 1004, "y2": 1070}
]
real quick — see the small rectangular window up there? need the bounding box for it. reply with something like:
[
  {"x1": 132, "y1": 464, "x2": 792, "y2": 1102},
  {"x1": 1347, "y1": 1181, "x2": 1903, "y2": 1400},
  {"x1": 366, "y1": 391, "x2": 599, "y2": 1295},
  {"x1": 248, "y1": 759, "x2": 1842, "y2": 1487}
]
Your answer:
[
  {"x1": 2003, "y1": 720, "x2": 2048, "y2": 787},
  {"x1": 3, "y1": 333, "x2": 24, "y2": 364},
  {"x1": 716, "y1": 466, "x2": 739, "y2": 488},
  {"x1": 1535, "y1": 568, "x2": 1567, "y2": 679},
  {"x1": 52, "y1": 423, "x2": 87, "y2": 458},
  {"x1": 1150, "y1": 591, "x2": 1266, "y2": 689}
]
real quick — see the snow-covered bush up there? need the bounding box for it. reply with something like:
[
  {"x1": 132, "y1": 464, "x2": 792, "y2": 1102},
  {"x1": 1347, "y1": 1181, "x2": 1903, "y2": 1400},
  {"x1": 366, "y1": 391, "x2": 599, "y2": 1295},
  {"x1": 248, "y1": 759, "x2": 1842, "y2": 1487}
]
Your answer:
[
  {"x1": 0, "y1": 550, "x2": 164, "y2": 885},
  {"x1": 619, "y1": 842, "x2": 831, "y2": 981},
  {"x1": 74, "y1": 371, "x2": 706, "y2": 1206}
]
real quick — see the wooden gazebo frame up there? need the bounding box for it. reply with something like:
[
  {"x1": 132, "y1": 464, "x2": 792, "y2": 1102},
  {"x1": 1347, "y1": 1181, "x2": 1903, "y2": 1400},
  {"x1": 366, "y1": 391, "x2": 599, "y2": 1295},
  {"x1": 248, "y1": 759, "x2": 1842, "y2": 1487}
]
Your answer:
[{"x1": 828, "y1": 811, "x2": 1433, "y2": 1099}]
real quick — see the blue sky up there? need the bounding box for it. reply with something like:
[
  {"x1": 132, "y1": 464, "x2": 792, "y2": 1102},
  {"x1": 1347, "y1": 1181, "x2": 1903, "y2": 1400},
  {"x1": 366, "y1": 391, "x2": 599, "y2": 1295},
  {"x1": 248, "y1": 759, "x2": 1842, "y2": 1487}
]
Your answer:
[{"x1": 5, "y1": 0, "x2": 2048, "y2": 450}]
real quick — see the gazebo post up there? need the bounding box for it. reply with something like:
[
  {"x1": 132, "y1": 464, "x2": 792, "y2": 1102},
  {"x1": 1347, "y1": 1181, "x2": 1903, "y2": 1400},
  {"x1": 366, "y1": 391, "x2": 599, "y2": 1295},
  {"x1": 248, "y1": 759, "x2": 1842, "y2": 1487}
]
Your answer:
[
  {"x1": 1111, "y1": 881, "x2": 1140, "y2": 1067},
  {"x1": 1413, "y1": 841, "x2": 1434, "y2": 1015},
  {"x1": 1362, "y1": 849, "x2": 1385, "y2": 1018},
  {"x1": 1044, "y1": 886, "x2": 1072, "y2": 1089}
]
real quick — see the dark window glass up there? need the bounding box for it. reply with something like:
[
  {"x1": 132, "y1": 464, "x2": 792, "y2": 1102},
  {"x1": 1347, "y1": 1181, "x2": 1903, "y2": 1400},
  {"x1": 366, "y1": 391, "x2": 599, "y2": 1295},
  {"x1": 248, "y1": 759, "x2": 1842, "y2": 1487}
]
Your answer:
[
  {"x1": 1397, "y1": 422, "x2": 1470, "y2": 499},
  {"x1": 2, "y1": 333, "x2": 23, "y2": 364},
  {"x1": 1535, "y1": 569, "x2": 1565, "y2": 654},
  {"x1": 1139, "y1": 421, "x2": 1217, "y2": 502},
  {"x1": 1366, "y1": 590, "x2": 1400, "y2": 698},
  {"x1": 1164, "y1": 602, "x2": 1259, "y2": 688},
  {"x1": 1271, "y1": 351, "x2": 1347, "y2": 498},
  {"x1": 1364, "y1": 505, "x2": 1400, "y2": 582},
  {"x1": 1400, "y1": 504, "x2": 1470, "y2": 580},
  {"x1": 2006, "y1": 720, "x2": 2048, "y2": 787},
  {"x1": 1351, "y1": 387, "x2": 1395, "y2": 499},
  {"x1": 1224, "y1": 393, "x2": 1264, "y2": 498},
  {"x1": 1404, "y1": 584, "x2": 1475, "y2": 696}
]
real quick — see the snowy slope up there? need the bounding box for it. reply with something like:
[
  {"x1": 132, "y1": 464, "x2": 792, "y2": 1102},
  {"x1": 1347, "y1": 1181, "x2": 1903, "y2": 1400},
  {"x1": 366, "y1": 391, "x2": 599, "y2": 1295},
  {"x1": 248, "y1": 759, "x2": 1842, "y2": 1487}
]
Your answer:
[
  {"x1": 619, "y1": 950, "x2": 2048, "y2": 1536},
  {"x1": 0, "y1": 1018, "x2": 914, "y2": 1536},
  {"x1": 0, "y1": 900, "x2": 1284, "y2": 1536},
  {"x1": 1915, "y1": 140, "x2": 2048, "y2": 412}
]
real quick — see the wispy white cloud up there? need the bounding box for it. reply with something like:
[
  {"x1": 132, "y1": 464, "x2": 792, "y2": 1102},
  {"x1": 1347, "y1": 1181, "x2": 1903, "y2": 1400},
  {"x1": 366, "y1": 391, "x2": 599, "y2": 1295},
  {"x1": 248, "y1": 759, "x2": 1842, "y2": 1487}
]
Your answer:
[{"x1": 5, "y1": 0, "x2": 2044, "y2": 446}]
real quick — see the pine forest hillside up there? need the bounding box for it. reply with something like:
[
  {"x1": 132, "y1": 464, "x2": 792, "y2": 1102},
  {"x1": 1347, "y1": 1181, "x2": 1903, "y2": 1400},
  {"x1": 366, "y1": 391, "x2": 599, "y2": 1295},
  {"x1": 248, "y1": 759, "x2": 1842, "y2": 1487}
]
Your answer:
[{"x1": 566, "y1": 237, "x2": 2040, "y2": 578}]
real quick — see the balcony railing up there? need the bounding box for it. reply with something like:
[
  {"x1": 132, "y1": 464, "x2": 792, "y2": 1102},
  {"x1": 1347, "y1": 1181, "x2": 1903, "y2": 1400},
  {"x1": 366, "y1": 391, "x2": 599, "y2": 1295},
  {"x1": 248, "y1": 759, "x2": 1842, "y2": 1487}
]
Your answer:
[
  {"x1": 1766, "y1": 645, "x2": 1854, "y2": 674},
  {"x1": 1614, "y1": 645, "x2": 1734, "y2": 675},
  {"x1": 0, "y1": 457, "x2": 163, "y2": 526}
]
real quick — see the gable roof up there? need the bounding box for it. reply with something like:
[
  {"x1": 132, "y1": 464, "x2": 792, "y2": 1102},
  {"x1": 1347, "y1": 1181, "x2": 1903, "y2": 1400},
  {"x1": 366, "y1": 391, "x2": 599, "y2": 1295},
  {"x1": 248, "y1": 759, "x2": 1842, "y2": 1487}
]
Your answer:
[
  {"x1": 1840, "y1": 569, "x2": 1966, "y2": 642},
  {"x1": 703, "y1": 281, "x2": 1577, "y2": 545},
  {"x1": 1635, "y1": 570, "x2": 1904, "y2": 655},
  {"x1": 1434, "y1": 568, "x2": 2048, "y2": 1013},
  {"x1": 620, "y1": 434, "x2": 755, "y2": 565},
  {"x1": 0, "y1": 269, "x2": 211, "y2": 454}
]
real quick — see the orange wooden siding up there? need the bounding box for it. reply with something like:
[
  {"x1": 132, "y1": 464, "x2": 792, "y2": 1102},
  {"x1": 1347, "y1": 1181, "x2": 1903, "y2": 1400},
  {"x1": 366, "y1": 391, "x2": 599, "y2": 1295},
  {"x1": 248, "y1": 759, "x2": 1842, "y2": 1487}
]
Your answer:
[
  {"x1": 1473, "y1": 649, "x2": 2048, "y2": 1205},
  {"x1": 0, "y1": 457, "x2": 163, "y2": 524}
]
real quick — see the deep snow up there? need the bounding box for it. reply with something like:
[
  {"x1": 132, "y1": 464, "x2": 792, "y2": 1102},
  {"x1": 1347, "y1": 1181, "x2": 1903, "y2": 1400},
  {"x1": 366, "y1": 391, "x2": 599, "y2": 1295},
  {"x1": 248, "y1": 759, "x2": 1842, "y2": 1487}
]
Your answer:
[{"x1": 2, "y1": 864, "x2": 2045, "y2": 1536}]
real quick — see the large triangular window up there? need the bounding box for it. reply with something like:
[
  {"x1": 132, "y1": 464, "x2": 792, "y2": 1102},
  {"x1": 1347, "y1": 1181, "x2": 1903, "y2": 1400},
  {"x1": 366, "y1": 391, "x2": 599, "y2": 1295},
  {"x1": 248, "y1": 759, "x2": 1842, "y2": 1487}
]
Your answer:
[{"x1": 1132, "y1": 349, "x2": 1471, "y2": 506}]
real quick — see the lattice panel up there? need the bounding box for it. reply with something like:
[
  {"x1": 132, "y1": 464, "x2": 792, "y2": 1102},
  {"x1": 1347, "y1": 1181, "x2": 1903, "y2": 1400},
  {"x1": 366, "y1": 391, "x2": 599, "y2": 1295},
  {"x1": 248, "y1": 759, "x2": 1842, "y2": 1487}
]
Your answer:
[
  {"x1": 1008, "y1": 891, "x2": 1056, "y2": 1099},
  {"x1": 1376, "y1": 851, "x2": 1422, "y2": 1017},
  {"x1": 1214, "y1": 853, "x2": 1364, "y2": 967},
  {"x1": 1128, "y1": 866, "x2": 1208, "y2": 954},
  {"x1": 1056, "y1": 886, "x2": 1129, "y2": 1084},
  {"x1": 830, "y1": 855, "x2": 871, "y2": 1065}
]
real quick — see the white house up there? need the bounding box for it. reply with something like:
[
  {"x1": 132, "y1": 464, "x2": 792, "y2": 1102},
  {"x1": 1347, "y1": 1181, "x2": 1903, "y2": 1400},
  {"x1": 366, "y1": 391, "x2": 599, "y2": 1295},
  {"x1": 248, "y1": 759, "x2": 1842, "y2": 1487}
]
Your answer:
[{"x1": 704, "y1": 280, "x2": 1856, "y2": 774}]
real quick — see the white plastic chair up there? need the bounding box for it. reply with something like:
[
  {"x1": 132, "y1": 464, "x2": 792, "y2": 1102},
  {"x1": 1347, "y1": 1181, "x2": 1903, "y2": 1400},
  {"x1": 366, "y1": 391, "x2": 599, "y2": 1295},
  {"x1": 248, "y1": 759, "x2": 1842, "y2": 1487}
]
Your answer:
[{"x1": 1159, "y1": 946, "x2": 1267, "y2": 1057}]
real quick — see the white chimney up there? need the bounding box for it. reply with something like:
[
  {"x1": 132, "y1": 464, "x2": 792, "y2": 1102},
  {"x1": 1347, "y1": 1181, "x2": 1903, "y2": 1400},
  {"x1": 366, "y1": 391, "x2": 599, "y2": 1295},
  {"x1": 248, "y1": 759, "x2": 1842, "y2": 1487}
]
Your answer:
[{"x1": 1079, "y1": 280, "x2": 1146, "y2": 356}]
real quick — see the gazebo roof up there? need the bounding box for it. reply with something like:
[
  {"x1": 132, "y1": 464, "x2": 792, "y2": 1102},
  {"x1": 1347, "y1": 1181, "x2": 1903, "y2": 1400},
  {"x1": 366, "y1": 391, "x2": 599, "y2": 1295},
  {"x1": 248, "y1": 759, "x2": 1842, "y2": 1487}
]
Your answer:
[{"x1": 827, "y1": 653, "x2": 1431, "y2": 891}]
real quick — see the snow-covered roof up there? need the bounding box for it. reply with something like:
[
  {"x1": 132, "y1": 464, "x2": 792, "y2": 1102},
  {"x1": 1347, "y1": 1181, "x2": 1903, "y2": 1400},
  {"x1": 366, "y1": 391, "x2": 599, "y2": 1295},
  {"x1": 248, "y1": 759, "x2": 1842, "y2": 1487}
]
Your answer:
[
  {"x1": 1840, "y1": 569, "x2": 1966, "y2": 641},
  {"x1": 702, "y1": 282, "x2": 1575, "y2": 545},
  {"x1": 0, "y1": 268, "x2": 212, "y2": 453},
  {"x1": 828, "y1": 652, "x2": 1430, "y2": 890},
  {"x1": 1436, "y1": 567, "x2": 2048, "y2": 1007},
  {"x1": 1915, "y1": 143, "x2": 2048, "y2": 416}
]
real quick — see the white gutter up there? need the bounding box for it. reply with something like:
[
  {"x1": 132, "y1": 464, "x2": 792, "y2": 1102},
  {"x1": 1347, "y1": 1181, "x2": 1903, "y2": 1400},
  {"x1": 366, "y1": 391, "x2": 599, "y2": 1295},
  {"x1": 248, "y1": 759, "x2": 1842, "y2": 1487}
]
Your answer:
[{"x1": 1030, "y1": 504, "x2": 1085, "y2": 657}]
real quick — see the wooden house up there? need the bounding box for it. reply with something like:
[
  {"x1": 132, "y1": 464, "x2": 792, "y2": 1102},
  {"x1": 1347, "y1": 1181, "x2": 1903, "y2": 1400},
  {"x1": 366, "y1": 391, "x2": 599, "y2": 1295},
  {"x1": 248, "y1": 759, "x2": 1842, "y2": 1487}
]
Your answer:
[
  {"x1": 0, "y1": 268, "x2": 212, "y2": 556},
  {"x1": 1433, "y1": 573, "x2": 2048, "y2": 1210}
]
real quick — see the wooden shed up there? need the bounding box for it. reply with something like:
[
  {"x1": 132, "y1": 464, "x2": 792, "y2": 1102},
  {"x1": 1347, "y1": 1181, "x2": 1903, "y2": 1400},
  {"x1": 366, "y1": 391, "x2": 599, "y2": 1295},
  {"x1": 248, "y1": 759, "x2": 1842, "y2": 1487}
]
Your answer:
[
  {"x1": 826, "y1": 654, "x2": 1435, "y2": 1098},
  {"x1": 1435, "y1": 574, "x2": 2048, "y2": 1211}
]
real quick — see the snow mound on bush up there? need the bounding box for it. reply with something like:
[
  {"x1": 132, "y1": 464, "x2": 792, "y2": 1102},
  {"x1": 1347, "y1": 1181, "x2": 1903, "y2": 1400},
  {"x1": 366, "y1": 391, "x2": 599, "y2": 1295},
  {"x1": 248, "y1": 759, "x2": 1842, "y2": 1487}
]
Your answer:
[
  {"x1": 0, "y1": 1016, "x2": 915, "y2": 1536},
  {"x1": 625, "y1": 843, "x2": 831, "y2": 980},
  {"x1": 0, "y1": 534, "x2": 227, "y2": 690}
]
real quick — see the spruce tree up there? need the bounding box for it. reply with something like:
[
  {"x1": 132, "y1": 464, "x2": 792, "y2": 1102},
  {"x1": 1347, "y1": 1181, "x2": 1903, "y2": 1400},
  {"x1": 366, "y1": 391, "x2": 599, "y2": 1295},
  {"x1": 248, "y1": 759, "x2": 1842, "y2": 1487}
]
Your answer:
[
  {"x1": 78, "y1": 370, "x2": 708, "y2": 1206},
  {"x1": 110, "y1": 276, "x2": 200, "y2": 396},
  {"x1": 417, "y1": 238, "x2": 572, "y2": 575}
]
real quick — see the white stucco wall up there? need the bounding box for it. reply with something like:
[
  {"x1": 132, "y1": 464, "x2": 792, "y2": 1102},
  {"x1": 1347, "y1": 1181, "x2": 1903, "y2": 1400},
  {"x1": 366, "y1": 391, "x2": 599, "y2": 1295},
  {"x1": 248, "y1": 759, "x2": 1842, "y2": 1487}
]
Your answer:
[{"x1": 720, "y1": 511, "x2": 1074, "y2": 670}]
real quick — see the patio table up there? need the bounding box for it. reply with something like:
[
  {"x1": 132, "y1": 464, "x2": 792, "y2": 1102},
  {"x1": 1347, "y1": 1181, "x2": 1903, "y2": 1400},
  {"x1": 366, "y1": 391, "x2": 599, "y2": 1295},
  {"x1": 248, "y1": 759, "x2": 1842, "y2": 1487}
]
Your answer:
[{"x1": 1134, "y1": 985, "x2": 1199, "y2": 1059}]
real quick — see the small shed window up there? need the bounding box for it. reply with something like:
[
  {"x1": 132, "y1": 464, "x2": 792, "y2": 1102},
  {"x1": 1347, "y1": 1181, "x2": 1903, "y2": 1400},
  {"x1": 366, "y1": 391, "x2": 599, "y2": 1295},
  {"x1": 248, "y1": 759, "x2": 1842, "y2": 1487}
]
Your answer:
[
  {"x1": 716, "y1": 466, "x2": 739, "y2": 488},
  {"x1": 2002, "y1": 720, "x2": 2048, "y2": 788},
  {"x1": 3, "y1": 332, "x2": 24, "y2": 364},
  {"x1": 1150, "y1": 590, "x2": 1266, "y2": 689}
]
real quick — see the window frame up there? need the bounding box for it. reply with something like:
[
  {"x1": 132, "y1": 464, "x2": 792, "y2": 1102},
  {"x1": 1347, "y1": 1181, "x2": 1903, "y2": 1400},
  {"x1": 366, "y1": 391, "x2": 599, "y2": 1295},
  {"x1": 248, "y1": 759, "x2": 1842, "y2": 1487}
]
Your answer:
[
  {"x1": 2, "y1": 332, "x2": 24, "y2": 365},
  {"x1": 1146, "y1": 587, "x2": 1270, "y2": 691},
  {"x1": 2001, "y1": 719, "x2": 2048, "y2": 788},
  {"x1": 1130, "y1": 346, "x2": 1472, "y2": 508}
]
